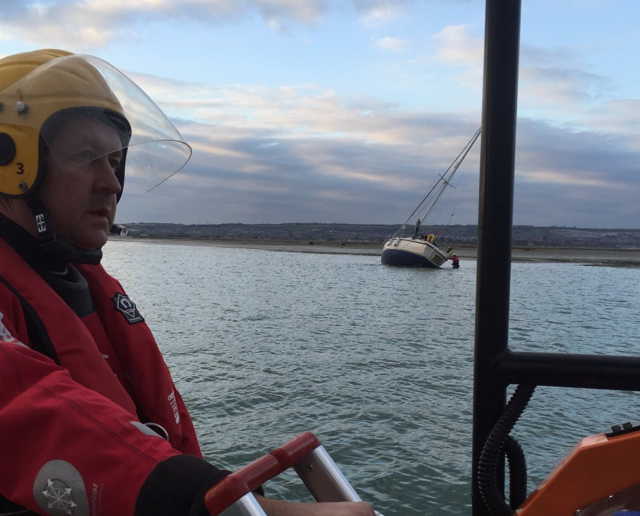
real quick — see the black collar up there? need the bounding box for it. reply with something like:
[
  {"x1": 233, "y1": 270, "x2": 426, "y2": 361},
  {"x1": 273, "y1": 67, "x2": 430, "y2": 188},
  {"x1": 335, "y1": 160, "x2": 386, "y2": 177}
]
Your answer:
[
  {"x1": 0, "y1": 213, "x2": 68, "y2": 273},
  {"x1": 0, "y1": 213, "x2": 95, "y2": 317}
]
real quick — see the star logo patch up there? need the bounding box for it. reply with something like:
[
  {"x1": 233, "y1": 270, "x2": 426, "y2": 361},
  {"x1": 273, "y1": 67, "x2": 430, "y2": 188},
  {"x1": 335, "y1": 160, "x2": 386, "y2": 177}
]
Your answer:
[{"x1": 42, "y1": 478, "x2": 77, "y2": 515}]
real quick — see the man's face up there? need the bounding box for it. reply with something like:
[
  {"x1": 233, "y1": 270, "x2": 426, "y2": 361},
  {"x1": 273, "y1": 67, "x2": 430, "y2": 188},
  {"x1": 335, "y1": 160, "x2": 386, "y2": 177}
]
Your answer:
[{"x1": 39, "y1": 115, "x2": 124, "y2": 250}]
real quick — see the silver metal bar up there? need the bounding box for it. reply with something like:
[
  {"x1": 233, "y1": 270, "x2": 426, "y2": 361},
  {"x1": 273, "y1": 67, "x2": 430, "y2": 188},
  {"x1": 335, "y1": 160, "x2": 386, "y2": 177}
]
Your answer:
[
  {"x1": 218, "y1": 493, "x2": 267, "y2": 516},
  {"x1": 294, "y1": 445, "x2": 361, "y2": 502}
]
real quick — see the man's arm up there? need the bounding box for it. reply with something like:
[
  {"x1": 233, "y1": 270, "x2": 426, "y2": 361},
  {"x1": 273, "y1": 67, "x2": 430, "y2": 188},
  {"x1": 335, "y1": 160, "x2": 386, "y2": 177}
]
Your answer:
[
  {"x1": 257, "y1": 496, "x2": 377, "y2": 516},
  {"x1": 0, "y1": 338, "x2": 224, "y2": 515}
]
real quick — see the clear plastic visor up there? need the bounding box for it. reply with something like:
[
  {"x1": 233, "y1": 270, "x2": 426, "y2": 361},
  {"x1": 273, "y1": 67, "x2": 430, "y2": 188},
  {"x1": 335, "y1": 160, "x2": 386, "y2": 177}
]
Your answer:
[{"x1": 0, "y1": 54, "x2": 191, "y2": 193}]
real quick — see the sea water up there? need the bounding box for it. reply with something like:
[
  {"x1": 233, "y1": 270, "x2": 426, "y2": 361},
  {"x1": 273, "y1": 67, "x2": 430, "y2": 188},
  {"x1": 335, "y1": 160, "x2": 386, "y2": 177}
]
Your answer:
[{"x1": 102, "y1": 240, "x2": 640, "y2": 516}]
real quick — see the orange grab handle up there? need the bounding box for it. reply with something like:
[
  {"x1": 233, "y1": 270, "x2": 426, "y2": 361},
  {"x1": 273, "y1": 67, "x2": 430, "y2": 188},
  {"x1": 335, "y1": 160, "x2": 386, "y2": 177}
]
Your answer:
[
  {"x1": 204, "y1": 431, "x2": 322, "y2": 515},
  {"x1": 269, "y1": 431, "x2": 321, "y2": 470}
]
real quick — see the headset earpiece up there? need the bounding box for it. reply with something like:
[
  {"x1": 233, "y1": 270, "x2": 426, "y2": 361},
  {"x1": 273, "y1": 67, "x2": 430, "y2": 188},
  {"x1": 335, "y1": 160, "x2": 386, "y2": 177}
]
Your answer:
[{"x1": 0, "y1": 132, "x2": 16, "y2": 166}]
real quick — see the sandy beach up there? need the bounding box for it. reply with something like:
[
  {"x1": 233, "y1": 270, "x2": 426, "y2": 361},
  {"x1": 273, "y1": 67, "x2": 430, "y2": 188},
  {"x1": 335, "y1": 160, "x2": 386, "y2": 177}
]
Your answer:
[{"x1": 113, "y1": 237, "x2": 640, "y2": 267}]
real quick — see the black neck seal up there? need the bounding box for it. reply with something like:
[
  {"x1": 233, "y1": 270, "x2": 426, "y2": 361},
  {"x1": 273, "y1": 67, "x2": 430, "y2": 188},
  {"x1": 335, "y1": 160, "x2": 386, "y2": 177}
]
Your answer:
[{"x1": 26, "y1": 196, "x2": 102, "y2": 265}]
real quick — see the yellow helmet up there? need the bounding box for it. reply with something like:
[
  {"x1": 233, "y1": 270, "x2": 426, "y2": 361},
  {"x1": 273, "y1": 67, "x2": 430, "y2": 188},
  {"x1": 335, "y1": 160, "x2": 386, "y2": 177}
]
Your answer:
[{"x1": 0, "y1": 49, "x2": 191, "y2": 198}]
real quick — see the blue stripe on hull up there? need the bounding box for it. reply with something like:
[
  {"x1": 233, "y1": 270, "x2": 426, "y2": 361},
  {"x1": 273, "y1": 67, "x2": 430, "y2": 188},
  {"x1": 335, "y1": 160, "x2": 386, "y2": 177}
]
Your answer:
[{"x1": 381, "y1": 249, "x2": 440, "y2": 268}]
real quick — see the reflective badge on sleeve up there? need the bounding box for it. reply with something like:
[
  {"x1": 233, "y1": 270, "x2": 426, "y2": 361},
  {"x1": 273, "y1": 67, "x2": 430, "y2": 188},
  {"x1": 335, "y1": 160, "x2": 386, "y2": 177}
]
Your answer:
[
  {"x1": 167, "y1": 389, "x2": 180, "y2": 424},
  {"x1": 112, "y1": 292, "x2": 144, "y2": 324},
  {"x1": 0, "y1": 312, "x2": 23, "y2": 346},
  {"x1": 33, "y1": 460, "x2": 91, "y2": 516}
]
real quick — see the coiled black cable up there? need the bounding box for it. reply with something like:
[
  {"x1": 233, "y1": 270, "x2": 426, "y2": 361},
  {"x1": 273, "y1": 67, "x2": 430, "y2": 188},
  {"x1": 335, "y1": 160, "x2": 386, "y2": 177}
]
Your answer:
[{"x1": 477, "y1": 384, "x2": 536, "y2": 515}]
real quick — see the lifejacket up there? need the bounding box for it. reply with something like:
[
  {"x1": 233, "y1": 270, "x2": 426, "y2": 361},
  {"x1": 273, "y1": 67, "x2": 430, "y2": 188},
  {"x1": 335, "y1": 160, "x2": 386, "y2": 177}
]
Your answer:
[{"x1": 0, "y1": 238, "x2": 201, "y2": 455}]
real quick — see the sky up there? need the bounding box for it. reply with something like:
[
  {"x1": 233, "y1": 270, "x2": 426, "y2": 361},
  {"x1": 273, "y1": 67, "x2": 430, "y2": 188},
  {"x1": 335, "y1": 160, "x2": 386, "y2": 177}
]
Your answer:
[{"x1": 1, "y1": 0, "x2": 639, "y2": 229}]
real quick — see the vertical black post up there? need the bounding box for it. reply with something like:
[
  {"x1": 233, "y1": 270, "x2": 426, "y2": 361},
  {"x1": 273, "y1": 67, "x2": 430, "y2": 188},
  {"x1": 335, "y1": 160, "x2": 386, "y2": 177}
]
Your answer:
[{"x1": 471, "y1": 0, "x2": 522, "y2": 515}]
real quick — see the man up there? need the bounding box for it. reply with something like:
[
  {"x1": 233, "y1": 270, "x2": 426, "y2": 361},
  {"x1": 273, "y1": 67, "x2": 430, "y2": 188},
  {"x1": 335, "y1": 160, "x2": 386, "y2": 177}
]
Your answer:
[{"x1": 0, "y1": 49, "x2": 375, "y2": 516}]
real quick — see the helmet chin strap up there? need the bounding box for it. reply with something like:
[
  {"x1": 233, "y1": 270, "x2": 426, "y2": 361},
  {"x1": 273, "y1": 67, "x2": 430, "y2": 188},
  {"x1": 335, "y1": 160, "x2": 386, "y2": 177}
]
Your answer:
[{"x1": 26, "y1": 197, "x2": 103, "y2": 265}]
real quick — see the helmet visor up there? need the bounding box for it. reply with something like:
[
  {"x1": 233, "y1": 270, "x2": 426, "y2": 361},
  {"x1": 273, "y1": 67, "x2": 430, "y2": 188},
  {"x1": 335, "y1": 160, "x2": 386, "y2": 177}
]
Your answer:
[{"x1": 1, "y1": 54, "x2": 191, "y2": 193}]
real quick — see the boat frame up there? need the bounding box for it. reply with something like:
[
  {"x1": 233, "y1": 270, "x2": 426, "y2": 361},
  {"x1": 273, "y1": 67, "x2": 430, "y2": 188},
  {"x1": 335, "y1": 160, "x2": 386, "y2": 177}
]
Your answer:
[{"x1": 473, "y1": 1, "x2": 640, "y2": 515}]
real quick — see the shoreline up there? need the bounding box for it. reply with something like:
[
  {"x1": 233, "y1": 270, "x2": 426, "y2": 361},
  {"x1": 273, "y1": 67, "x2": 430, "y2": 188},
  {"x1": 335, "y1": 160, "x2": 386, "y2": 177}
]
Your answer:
[{"x1": 109, "y1": 237, "x2": 640, "y2": 267}]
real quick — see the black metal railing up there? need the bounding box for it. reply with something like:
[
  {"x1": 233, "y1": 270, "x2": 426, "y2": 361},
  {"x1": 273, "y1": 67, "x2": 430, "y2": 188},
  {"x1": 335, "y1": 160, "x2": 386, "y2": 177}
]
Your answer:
[{"x1": 471, "y1": 1, "x2": 640, "y2": 515}]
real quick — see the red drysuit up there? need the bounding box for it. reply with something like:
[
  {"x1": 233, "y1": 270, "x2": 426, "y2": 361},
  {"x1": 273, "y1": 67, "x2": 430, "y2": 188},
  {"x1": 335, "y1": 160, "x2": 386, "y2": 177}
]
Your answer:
[{"x1": 0, "y1": 236, "x2": 225, "y2": 515}]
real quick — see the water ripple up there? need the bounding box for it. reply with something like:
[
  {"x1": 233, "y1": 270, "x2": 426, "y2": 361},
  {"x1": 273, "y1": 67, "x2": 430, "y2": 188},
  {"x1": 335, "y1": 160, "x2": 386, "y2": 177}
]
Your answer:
[{"x1": 103, "y1": 242, "x2": 640, "y2": 515}]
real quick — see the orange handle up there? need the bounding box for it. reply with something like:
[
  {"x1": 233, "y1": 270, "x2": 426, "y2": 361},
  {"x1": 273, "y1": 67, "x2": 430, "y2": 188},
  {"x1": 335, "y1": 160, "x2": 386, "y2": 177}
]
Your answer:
[
  {"x1": 269, "y1": 431, "x2": 321, "y2": 471},
  {"x1": 204, "y1": 432, "x2": 322, "y2": 515}
]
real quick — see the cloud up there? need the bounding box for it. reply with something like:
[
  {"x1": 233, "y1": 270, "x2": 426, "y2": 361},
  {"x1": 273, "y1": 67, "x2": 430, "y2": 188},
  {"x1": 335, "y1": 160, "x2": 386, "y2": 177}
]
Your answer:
[
  {"x1": 374, "y1": 36, "x2": 408, "y2": 52},
  {"x1": 139, "y1": 76, "x2": 478, "y2": 150},
  {"x1": 2, "y1": 1, "x2": 638, "y2": 229},
  {"x1": 0, "y1": 0, "x2": 29, "y2": 18},
  {"x1": 585, "y1": 99, "x2": 640, "y2": 135},
  {"x1": 110, "y1": 68, "x2": 640, "y2": 228},
  {"x1": 117, "y1": 68, "x2": 640, "y2": 229},
  {"x1": 113, "y1": 73, "x2": 484, "y2": 225},
  {"x1": 355, "y1": 0, "x2": 409, "y2": 28},
  {"x1": 0, "y1": 0, "x2": 329, "y2": 48},
  {"x1": 518, "y1": 44, "x2": 615, "y2": 120},
  {"x1": 510, "y1": 119, "x2": 640, "y2": 227},
  {"x1": 430, "y1": 24, "x2": 484, "y2": 89},
  {"x1": 433, "y1": 25, "x2": 482, "y2": 66},
  {"x1": 113, "y1": 63, "x2": 638, "y2": 228}
]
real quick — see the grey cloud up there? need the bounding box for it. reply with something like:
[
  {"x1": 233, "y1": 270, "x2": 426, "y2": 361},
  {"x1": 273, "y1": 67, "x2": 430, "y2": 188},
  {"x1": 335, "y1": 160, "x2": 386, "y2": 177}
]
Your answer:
[
  {"x1": 0, "y1": 0, "x2": 330, "y2": 48},
  {"x1": 117, "y1": 114, "x2": 482, "y2": 225},
  {"x1": 116, "y1": 112, "x2": 640, "y2": 229},
  {"x1": 513, "y1": 119, "x2": 640, "y2": 228},
  {"x1": 0, "y1": 0, "x2": 428, "y2": 49},
  {"x1": 0, "y1": 0, "x2": 29, "y2": 17},
  {"x1": 519, "y1": 44, "x2": 615, "y2": 111}
]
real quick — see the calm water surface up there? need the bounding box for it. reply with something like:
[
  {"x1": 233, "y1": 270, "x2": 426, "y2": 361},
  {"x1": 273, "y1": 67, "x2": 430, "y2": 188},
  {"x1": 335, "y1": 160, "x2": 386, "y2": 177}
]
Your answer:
[{"x1": 102, "y1": 240, "x2": 640, "y2": 515}]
